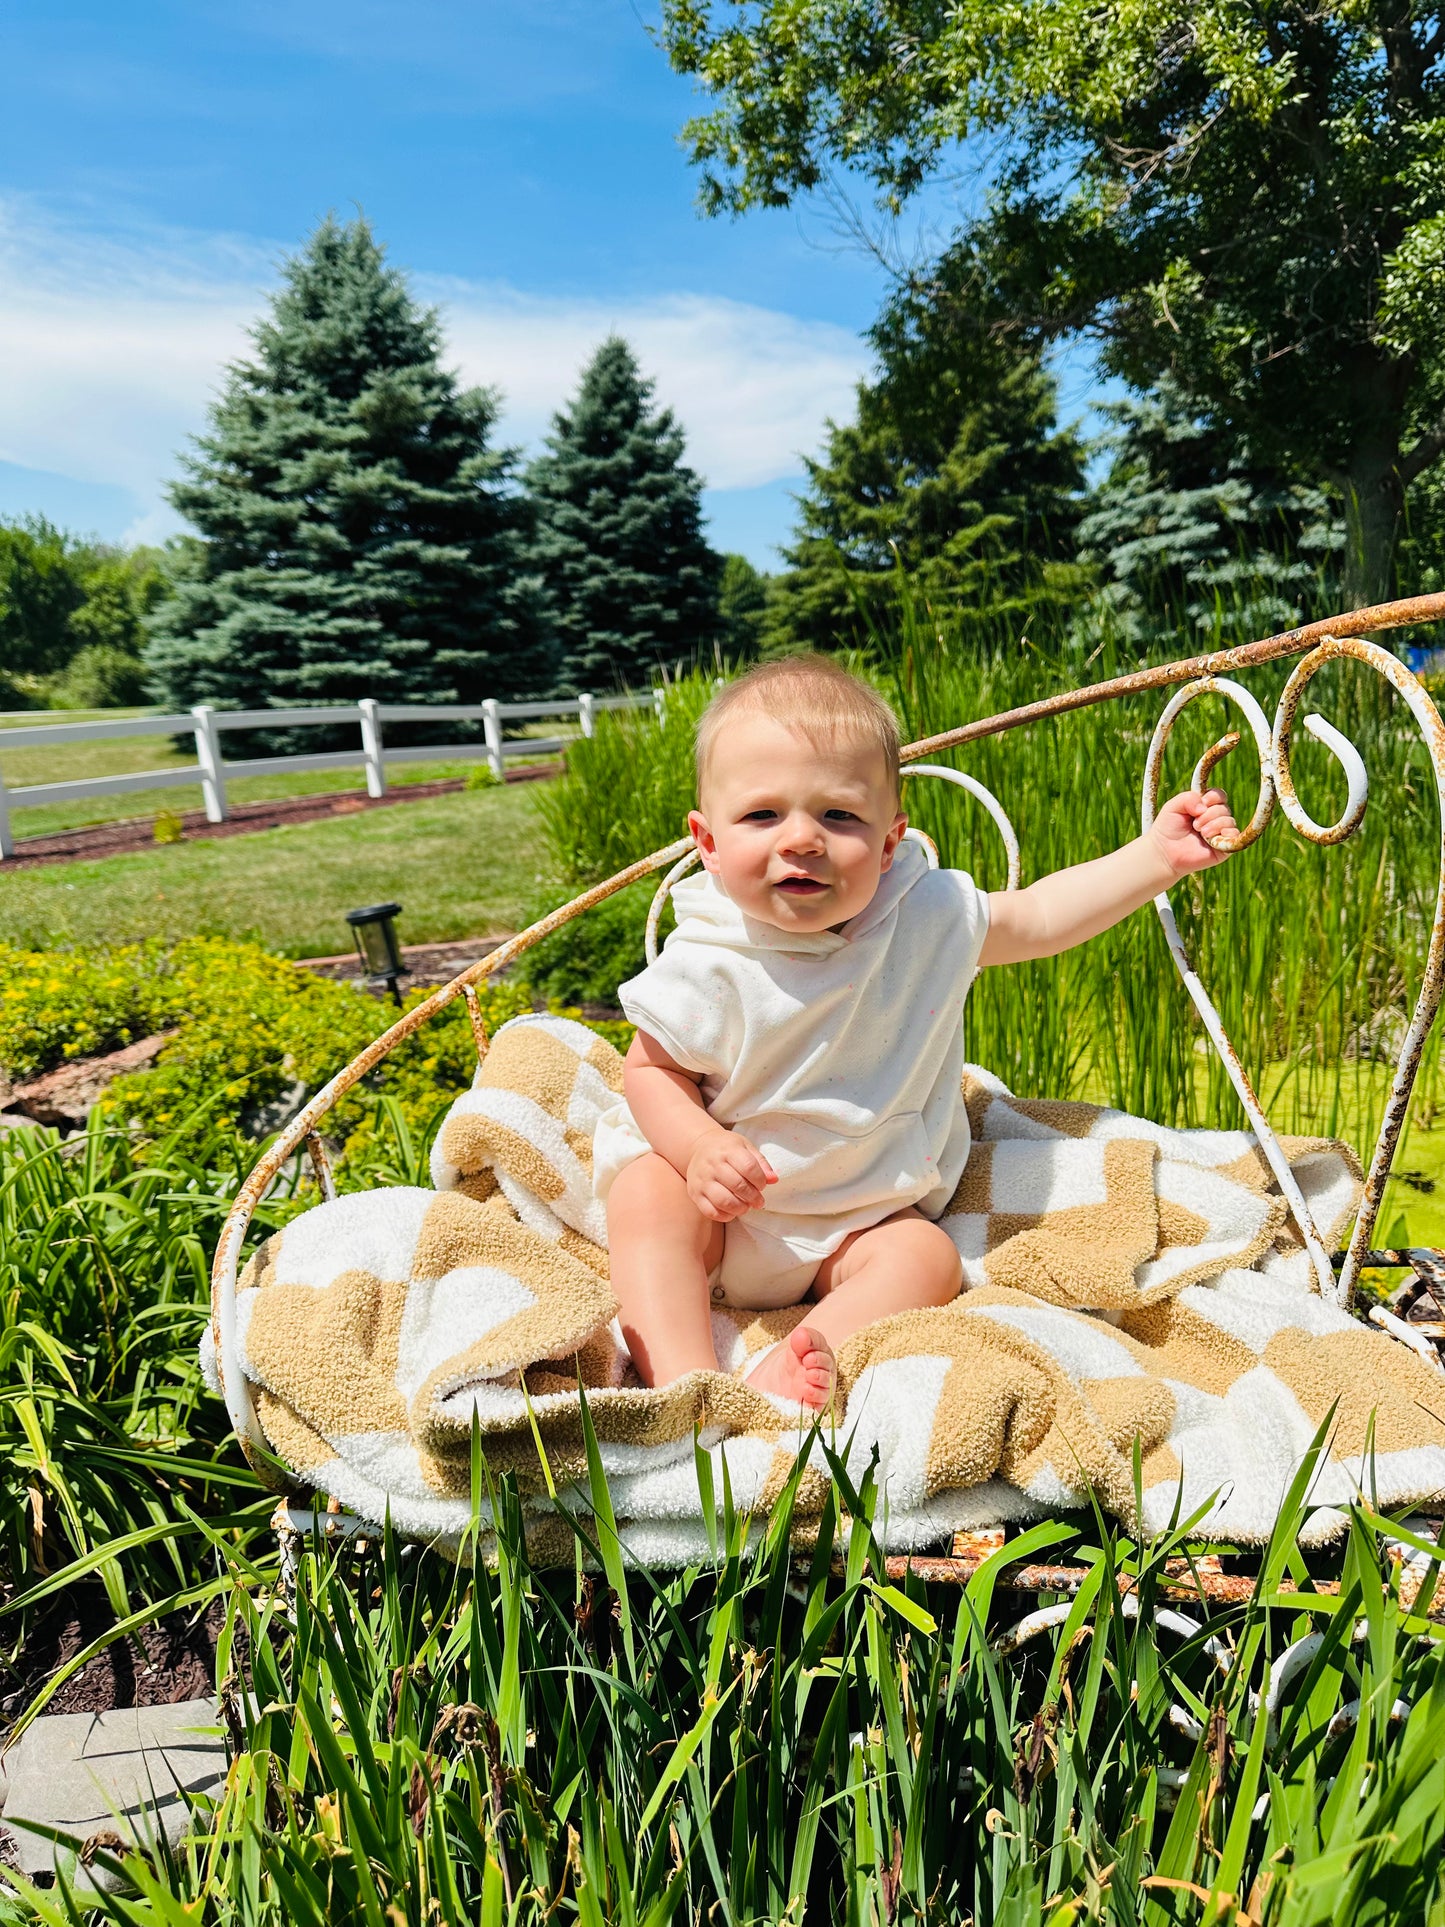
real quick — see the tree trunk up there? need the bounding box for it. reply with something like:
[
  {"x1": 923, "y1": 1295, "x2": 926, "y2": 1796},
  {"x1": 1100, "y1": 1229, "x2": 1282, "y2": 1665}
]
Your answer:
[
  {"x1": 1340, "y1": 453, "x2": 1403, "y2": 611},
  {"x1": 1338, "y1": 350, "x2": 1412, "y2": 612}
]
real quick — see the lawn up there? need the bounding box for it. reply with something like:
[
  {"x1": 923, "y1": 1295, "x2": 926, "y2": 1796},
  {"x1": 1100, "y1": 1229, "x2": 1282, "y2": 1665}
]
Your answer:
[
  {"x1": 0, "y1": 779, "x2": 555, "y2": 956},
  {"x1": 0, "y1": 710, "x2": 573, "y2": 838}
]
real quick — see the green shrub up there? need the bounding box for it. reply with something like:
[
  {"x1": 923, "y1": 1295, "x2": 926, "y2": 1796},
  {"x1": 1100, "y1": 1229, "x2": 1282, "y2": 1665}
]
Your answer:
[
  {"x1": 0, "y1": 941, "x2": 179, "y2": 1081},
  {"x1": 0, "y1": 936, "x2": 629, "y2": 1158},
  {"x1": 45, "y1": 641, "x2": 150, "y2": 709},
  {"x1": 517, "y1": 879, "x2": 664, "y2": 1008}
]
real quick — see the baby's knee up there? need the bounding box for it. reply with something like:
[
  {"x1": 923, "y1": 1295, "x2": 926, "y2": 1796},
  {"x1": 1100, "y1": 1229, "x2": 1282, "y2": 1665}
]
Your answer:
[
  {"x1": 607, "y1": 1153, "x2": 700, "y2": 1236},
  {"x1": 907, "y1": 1219, "x2": 964, "y2": 1305}
]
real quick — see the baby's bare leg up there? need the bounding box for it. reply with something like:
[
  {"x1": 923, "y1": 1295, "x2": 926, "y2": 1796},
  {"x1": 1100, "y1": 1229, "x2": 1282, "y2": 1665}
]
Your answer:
[
  {"x1": 810, "y1": 1208, "x2": 962, "y2": 1344},
  {"x1": 607, "y1": 1153, "x2": 725, "y2": 1387},
  {"x1": 743, "y1": 1208, "x2": 961, "y2": 1405}
]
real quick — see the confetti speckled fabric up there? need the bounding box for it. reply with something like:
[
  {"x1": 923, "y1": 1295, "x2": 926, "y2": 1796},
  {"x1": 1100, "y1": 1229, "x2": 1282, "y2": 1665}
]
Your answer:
[{"x1": 217, "y1": 1015, "x2": 1445, "y2": 1562}]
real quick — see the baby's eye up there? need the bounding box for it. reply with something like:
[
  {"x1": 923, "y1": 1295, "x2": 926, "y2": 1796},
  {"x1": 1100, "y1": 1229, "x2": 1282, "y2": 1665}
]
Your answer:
[
  {"x1": 824, "y1": 809, "x2": 859, "y2": 822},
  {"x1": 741, "y1": 809, "x2": 778, "y2": 822}
]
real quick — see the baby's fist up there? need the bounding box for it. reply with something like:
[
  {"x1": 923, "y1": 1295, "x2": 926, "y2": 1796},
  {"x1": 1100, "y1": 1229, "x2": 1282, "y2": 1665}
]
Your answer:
[
  {"x1": 686, "y1": 1131, "x2": 777, "y2": 1222},
  {"x1": 1152, "y1": 788, "x2": 1239, "y2": 875}
]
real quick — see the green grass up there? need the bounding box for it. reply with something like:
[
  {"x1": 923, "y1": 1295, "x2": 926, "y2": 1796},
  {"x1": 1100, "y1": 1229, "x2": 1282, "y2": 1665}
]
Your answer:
[
  {"x1": 0, "y1": 781, "x2": 554, "y2": 956},
  {"x1": 0, "y1": 709, "x2": 571, "y2": 837}
]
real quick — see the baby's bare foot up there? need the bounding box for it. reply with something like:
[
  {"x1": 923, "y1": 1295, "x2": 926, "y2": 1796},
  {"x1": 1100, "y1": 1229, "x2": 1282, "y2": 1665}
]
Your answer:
[{"x1": 744, "y1": 1325, "x2": 835, "y2": 1410}]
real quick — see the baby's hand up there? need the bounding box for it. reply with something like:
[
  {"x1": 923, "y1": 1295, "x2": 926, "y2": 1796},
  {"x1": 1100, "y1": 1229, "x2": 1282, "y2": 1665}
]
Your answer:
[
  {"x1": 1151, "y1": 788, "x2": 1239, "y2": 875},
  {"x1": 686, "y1": 1131, "x2": 777, "y2": 1222}
]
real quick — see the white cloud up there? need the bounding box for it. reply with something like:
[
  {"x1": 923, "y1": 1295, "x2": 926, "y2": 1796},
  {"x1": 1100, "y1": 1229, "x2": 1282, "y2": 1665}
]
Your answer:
[{"x1": 0, "y1": 200, "x2": 867, "y2": 536}]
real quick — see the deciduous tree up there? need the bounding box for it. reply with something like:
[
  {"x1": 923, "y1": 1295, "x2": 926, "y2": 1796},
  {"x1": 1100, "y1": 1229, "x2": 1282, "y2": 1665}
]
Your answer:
[{"x1": 662, "y1": 1, "x2": 1445, "y2": 606}]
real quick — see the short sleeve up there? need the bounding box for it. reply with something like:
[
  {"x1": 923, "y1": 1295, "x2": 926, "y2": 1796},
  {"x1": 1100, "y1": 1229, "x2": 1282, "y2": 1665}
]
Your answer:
[
  {"x1": 616, "y1": 945, "x2": 743, "y2": 1079},
  {"x1": 939, "y1": 868, "x2": 990, "y2": 980}
]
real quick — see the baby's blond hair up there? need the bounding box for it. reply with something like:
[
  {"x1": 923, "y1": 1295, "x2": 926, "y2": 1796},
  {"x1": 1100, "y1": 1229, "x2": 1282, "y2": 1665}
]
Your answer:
[{"x1": 695, "y1": 655, "x2": 901, "y2": 800}]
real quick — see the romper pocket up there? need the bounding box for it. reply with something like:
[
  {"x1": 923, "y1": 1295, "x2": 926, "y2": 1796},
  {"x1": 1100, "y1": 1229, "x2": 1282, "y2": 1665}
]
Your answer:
[{"x1": 736, "y1": 1110, "x2": 937, "y2": 1220}]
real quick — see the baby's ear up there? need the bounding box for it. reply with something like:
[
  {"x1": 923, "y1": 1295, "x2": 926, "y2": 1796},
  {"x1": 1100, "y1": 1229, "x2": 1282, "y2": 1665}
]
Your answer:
[
  {"x1": 688, "y1": 808, "x2": 722, "y2": 872},
  {"x1": 878, "y1": 809, "x2": 908, "y2": 870}
]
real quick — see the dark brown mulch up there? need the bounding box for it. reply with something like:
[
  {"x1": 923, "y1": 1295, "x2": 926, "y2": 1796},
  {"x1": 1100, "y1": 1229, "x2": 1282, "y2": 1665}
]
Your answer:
[
  {"x1": 1, "y1": 762, "x2": 559, "y2": 871},
  {"x1": 1, "y1": 1590, "x2": 235, "y2": 1730}
]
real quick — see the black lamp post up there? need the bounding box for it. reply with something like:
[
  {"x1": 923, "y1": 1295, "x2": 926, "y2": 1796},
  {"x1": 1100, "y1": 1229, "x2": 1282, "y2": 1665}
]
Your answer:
[{"x1": 346, "y1": 902, "x2": 407, "y2": 1006}]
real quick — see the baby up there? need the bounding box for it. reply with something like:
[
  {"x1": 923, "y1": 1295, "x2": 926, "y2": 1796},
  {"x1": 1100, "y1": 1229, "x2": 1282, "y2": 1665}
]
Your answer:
[{"x1": 593, "y1": 656, "x2": 1237, "y2": 1408}]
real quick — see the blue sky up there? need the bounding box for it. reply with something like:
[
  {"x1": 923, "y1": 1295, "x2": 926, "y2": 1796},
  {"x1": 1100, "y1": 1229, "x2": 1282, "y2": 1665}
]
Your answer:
[{"x1": 0, "y1": 2, "x2": 1084, "y2": 565}]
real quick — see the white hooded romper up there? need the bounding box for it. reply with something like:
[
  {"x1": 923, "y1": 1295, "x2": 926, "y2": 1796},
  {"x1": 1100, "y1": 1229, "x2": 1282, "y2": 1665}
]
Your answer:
[{"x1": 592, "y1": 838, "x2": 991, "y2": 1307}]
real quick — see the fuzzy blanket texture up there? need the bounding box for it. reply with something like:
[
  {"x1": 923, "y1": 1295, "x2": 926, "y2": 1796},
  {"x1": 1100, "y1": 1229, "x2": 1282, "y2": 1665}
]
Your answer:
[{"x1": 216, "y1": 1014, "x2": 1445, "y2": 1561}]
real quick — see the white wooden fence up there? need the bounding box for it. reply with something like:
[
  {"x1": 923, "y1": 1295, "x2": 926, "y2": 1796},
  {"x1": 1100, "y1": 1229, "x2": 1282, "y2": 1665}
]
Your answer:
[{"x1": 0, "y1": 691, "x2": 657, "y2": 859}]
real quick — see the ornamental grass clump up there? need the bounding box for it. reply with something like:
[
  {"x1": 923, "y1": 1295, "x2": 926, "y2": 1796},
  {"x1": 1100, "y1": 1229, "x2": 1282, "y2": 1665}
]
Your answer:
[{"x1": 5, "y1": 1423, "x2": 1443, "y2": 1924}]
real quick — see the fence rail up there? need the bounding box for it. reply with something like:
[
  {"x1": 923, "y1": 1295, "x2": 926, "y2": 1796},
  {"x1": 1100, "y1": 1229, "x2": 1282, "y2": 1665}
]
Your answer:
[{"x1": 0, "y1": 690, "x2": 658, "y2": 859}]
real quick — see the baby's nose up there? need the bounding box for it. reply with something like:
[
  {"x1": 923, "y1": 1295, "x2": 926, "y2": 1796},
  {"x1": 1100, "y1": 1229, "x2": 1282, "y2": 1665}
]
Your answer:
[{"x1": 778, "y1": 811, "x2": 825, "y2": 852}]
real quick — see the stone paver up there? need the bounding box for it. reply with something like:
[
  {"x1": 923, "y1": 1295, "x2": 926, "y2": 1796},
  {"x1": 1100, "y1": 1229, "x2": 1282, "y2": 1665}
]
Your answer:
[{"x1": 0, "y1": 1698, "x2": 225, "y2": 1891}]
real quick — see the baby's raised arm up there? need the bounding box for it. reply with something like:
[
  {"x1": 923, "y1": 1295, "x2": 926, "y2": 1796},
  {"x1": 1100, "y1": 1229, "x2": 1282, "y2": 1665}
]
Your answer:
[
  {"x1": 623, "y1": 1030, "x2": 777, "y2": 1222},
  {"x1": 979, "y1": 788, "x2": 1238, "y2": 967}
]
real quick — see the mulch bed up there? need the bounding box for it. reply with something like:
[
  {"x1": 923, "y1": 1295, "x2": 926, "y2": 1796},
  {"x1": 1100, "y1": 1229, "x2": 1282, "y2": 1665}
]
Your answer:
[
  {"x1": 2, "y1": 1591, "x2": 235, "y2": 1728},
  {"x1": 1, "y1": 762, "x2": 559, "y2": 871}
]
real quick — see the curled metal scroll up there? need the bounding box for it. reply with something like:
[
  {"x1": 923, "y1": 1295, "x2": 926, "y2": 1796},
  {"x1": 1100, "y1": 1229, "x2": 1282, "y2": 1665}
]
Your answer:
[
  {"x1": 642, "y1": 769, "x2": 1020, "y2": 965},
  {"x1": 1142, "y1": 640, "x2": 1445, "y2": 1305},
  {"x1": 901, "y1": 763, "x2": 1022, "y2": 891}
]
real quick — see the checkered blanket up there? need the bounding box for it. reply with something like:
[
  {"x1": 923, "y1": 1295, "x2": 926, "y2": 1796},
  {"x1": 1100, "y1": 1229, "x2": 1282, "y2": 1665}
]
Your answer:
[{"x1": 215, "y1": 1015, "x2": 1445, "y2": 1561}]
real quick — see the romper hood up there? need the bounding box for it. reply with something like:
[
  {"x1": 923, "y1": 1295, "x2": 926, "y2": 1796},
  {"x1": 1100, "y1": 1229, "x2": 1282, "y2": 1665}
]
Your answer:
[{"x1": 664, "y1": 835, "x2": 932, "y2": 960}]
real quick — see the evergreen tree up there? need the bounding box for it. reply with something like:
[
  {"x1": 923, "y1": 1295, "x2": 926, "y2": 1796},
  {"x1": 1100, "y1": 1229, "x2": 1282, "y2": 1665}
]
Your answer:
[
  {"x1": 526, "y1": 337, "x2": 721, "y2": 689},
  {"x1": 1077, "y1": 381, "x2": 1343, "y2": 647},
  {"x1": 717, "y1": 552, "x2": 772, "y2": 660},
  {"x1": 766, "y1": 259, "x2": 1088, "y2": 652},
  {"x1": 145, "y1": 216, "x2": 545, "y2": 745}
]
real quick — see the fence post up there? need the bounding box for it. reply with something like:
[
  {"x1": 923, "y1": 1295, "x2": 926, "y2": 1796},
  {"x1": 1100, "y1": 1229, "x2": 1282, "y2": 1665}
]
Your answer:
[
  {"x1": 191, "y1": 705, "x2": 227, "y2": 823},
  {"x1": 482, "y1": 698, "x2": 505, "y2": 782},
  {"x1": 578, "y1": 693, "x2": 595, "y2": 739},
  {"x1": 359, "y1": 698, "x2": 386, "y2": 798},
  {"x1": 0, "y1": 758, "x2": 12, "y2": 860}
]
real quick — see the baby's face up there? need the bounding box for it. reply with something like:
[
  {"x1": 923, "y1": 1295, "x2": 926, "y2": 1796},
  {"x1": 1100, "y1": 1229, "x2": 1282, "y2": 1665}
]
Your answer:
[{"x1": 688, "y1": 713, "x2": 906, "y2": 934}]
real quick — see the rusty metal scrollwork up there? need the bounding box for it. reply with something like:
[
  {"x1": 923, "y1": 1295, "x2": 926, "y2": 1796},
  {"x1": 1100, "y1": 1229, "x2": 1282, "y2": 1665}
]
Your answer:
[{"x1": 1141, "y1": 638, "x2": 1445, "y2": 1306}]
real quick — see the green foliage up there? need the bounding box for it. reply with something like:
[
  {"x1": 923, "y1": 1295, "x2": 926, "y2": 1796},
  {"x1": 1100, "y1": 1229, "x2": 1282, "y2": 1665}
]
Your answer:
[
  {"x1": 0, "y1": 521, "x2": 169, "y2": 703},
  {"x1": 535, "y1": 671, "x2": 711, "y2": 886},
  {"x1": 518, "y1": 880, "x2": 660, "y2": 1008},
  {"x1": 0, "y1": 517, "x2": 87, "y2": 678},
  {"x1": 769, "y1": 253, "x2": 1089, "y2": 651},
  {"x1": 526, "y1": 335, "x2": 722, "y2": 691},
  {"x1": 0, "y1": 938, "x2": 534, "y2": 1157},
  {"x1": 1079, "y1": 380, "x2": 1345, "y2": 646},
  {"x1": 0, "y1": 1116, "x2": 277, "y2": 1659},
  {"x1": 661, "y1": 0, "x2": 1445, "y2": 606},
  {"x1": 7, "y1": 1423, "x2": 1445, "y2": 1923},
  {"x1": 45, "y1": 641, "x2": 151, "y2": 708},
  {"x1": 0, "y1": 942, "x2": 180, "y2": 1081},
  {"x1": 144, "y1": 216, "x2": 549, "y2": 747},
  {"x1": 716, "y1": 549, "x2": 772, "y2": 658}
]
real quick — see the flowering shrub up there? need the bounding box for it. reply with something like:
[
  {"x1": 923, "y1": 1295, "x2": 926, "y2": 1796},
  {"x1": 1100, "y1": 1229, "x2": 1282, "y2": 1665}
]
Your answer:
[
  {"x1": 1, "y1": 938, "x2": 630, "y2": 1157},
  {"x1": 0, "y1": 941, "x2": 180, "y2": 1082}
]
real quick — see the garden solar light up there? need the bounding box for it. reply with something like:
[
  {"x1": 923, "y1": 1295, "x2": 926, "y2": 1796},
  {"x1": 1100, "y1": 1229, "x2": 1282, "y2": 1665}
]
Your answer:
[{"x1": 346, "y1": 902, "x2": 407, "y2": 1006}]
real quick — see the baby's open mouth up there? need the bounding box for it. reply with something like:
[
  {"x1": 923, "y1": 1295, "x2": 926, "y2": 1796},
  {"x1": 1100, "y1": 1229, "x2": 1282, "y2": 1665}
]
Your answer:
[{"x1": 775, "y1": 876, "x2": 827, "y2": 894}]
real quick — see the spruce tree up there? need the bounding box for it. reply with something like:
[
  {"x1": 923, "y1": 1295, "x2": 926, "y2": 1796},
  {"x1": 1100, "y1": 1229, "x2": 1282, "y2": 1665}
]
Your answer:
[
  {"x1": 766, "y1": 258, "x2": 1088, "y2": 652},
  {"x1": 526, "y1": 337, "x2": 721, "y2": 690},
  {"x1": 145, "y1": 216, "x2": 546, "y2": 744},
  {"x1": 1077, "y1": 381, "x2": 1343, "y2": 647}
]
